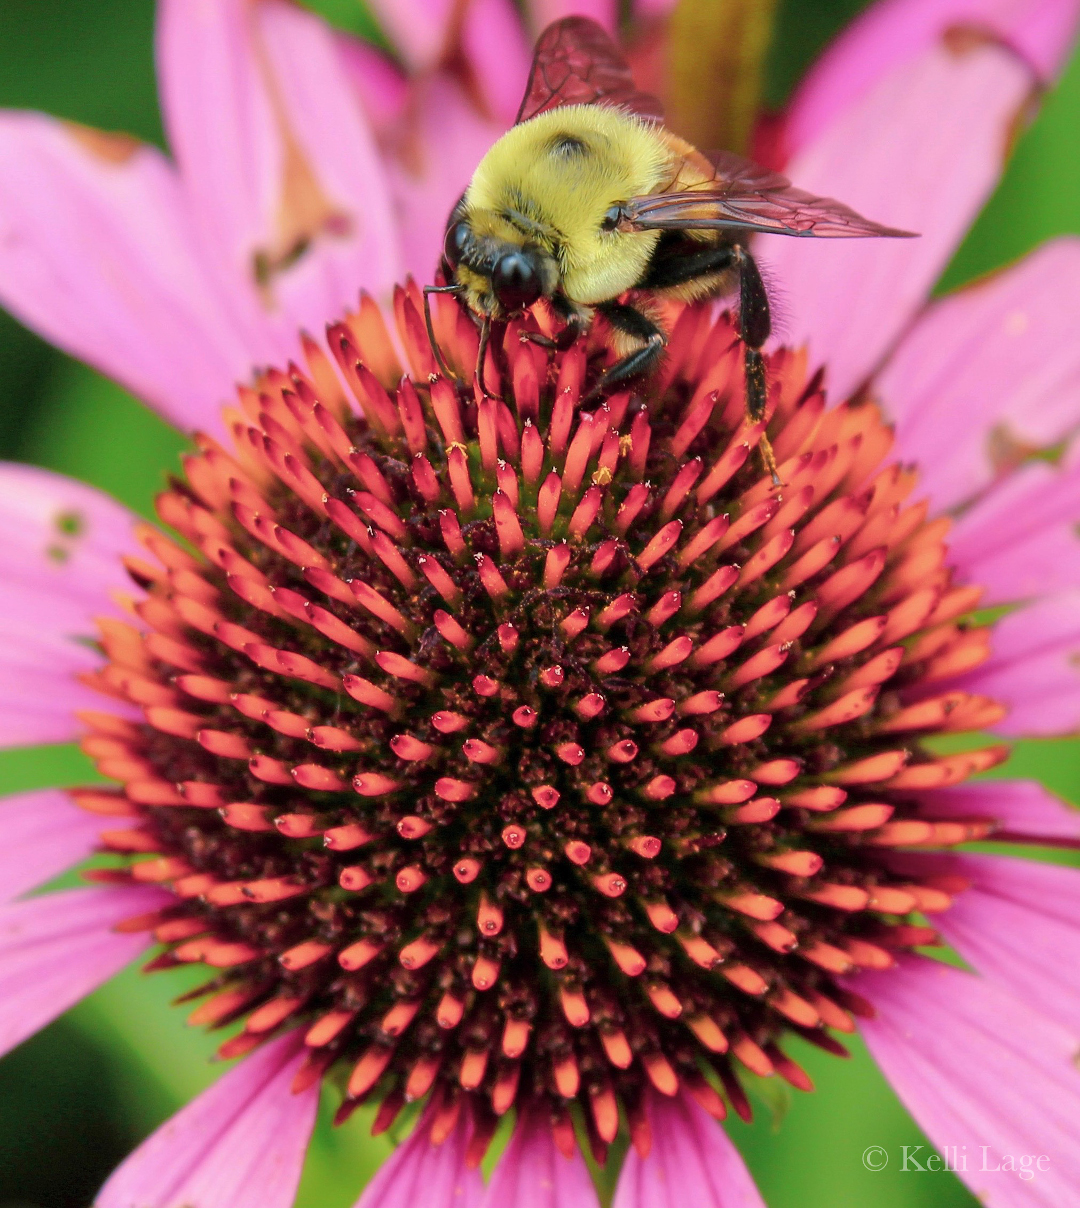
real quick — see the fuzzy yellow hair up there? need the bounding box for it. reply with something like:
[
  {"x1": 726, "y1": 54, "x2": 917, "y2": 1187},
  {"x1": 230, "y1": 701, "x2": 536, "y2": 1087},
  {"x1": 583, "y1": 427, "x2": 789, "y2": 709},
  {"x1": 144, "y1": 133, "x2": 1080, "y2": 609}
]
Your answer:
[{"x1": 465, "y1": 105, "x2": 670, "y2": 305}]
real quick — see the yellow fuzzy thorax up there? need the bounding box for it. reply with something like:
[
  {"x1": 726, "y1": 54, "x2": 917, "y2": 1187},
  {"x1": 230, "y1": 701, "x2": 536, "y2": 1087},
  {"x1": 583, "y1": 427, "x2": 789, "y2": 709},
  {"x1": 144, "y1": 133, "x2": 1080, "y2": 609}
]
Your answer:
[{"x1": 465, "y1": 105, "x2": 670, "y2": 305}]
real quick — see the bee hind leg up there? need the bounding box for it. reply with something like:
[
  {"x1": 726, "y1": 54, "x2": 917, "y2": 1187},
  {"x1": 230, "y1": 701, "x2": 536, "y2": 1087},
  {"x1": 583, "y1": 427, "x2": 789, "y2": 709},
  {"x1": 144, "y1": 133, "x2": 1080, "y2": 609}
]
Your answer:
[
  {"x1": 625, "y1": 238, "x2": 780, "y2": 484},
  {"x1": 733, "y1": 247, "x2": 781, "y2": 486},
  {"x1": 582, "y1": 301, "x2": 666, "y2": 402}
]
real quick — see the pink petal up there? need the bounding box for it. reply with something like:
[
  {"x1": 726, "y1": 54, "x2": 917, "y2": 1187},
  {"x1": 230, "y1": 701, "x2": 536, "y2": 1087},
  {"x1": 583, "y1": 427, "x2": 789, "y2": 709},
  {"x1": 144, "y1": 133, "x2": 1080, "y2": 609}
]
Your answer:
[
  {"x1": 158, "y1": 0, "x2": 400, "y2": 343},
  {"x1": 948, "y1": 453, "x2": 1080, "y2": 604},
  {"x1": 632, "y1": 0, "x2": 679, "y2": 16},
  {"x1": 365, "y1": 0, "x2": 455, "y2": 72},
  {"x1": 932, "y1": 853, "x2": 1080, "y2": 1035},
  {"x1": 0, "y1": 789, "x2": 105, "y2": 902},
  {"x1": 959, "y1": 592, "x2": 1080, "y2": 735},
  {"x1": 0, "y1": 462, "x2": 136, "y2": 596},
  {"x1": 855, "y1": 957, "x2": 1080, "y2": 1206},
  {"x1": 253, "y1": 1, "x2": 402, "y2": 306},
  {"x1": 97, "y1": 1030, "x2": 318, "y2": 1208},
  {"x1": 0, "y1": 114, "x2": 265, "y2": 435},
  {"x1": 334, "y1": 37, "x2": 410, "y2": 141},
  {"x1": 462, "y1": 0, "x2": 534, "y2": 126},
  {"x1": 759, "y1": 37, "x2": 1034, "y2": 400},
  {"x1": 0, "y1": 885, "x2": 167, "y2": 1057},
  {"x1": 157, "y1": 0, "x2": 279, "y2": 310},
  {"x1": 389, "y1": 75, "x2": 507, "y2": 284},
  {"x1": 366, "y1": 0, "x2": 529, "y2": 124},
  {"x1": 481, "y1": 1106, "x2": 599, "y2": 1208},
  {"x1": 0, "y1": 463, "x2": 141, "y2": 748},
  {"x1": 0, "y1": 629, "x2": 129, "y2": 748},
  {"x1": 786, "y1": 0, "x2": 1080, "y2": 155},
  {"x1": 878, "y1": 238, "x2": 1080, "y2": 512},
  {"x1": 912, "y1": 779, "x2": 1080, "y2": 840},
  {"x1": 614, "y1": 1090, "x2": 765, "y2": 1208},
  {"x1": 529, "y1": 1, "x2": 618, "y2": 34},
  {"x1": 354, "y1": 1099, "x2": 483, "y2": 1208}
]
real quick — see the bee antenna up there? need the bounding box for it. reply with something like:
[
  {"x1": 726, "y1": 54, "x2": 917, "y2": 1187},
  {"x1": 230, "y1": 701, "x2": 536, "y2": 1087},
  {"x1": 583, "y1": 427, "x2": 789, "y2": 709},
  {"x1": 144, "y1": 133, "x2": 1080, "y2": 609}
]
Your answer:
[{"x1": 423, "y1": 283, "x2": 465, "y2": 384}]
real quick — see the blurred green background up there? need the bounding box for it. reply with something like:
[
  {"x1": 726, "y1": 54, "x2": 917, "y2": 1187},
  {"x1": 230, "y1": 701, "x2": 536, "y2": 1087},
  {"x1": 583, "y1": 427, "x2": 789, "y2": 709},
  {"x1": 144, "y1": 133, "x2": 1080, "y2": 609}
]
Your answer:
[{"x1": 0, "y1": 2, "x2": 1078, "y2": 1206}]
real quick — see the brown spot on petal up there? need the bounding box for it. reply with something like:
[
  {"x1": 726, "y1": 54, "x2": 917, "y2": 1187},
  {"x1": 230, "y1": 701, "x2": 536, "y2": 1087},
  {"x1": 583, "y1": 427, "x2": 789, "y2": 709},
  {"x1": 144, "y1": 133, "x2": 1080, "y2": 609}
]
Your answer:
[
  {"x1": 64, "y1": 122, "x2": 140, "y2": 163},
  {"x1": 248, "y1": 25, "x2": 351, "y2": 306}
]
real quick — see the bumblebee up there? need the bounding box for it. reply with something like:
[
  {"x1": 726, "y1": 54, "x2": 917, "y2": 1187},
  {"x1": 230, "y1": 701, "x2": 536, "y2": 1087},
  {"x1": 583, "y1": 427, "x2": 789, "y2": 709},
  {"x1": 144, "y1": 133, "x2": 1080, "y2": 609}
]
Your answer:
[{"x1": 426, "y1": 16, "x2": 912, "y2": 466}]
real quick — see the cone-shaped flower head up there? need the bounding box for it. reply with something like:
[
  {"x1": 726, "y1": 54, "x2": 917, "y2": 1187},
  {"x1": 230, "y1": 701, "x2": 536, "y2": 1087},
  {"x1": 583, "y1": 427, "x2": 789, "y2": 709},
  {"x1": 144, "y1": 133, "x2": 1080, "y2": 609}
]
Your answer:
[{"x1": 79, "y1": 284, "x2": 1008, "y2": 1150}]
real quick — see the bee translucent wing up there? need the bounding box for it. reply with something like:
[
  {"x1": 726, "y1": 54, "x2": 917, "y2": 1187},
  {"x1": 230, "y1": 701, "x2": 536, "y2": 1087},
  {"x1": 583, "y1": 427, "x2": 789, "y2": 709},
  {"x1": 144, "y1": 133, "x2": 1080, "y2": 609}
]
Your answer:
[
  {"x1": 620, "y1": 150, "x2": 917, "y2": 239},
  {"x1": 700, "y1": 150, "x2": 794, "y2": 197},
  {"x1": 515, "y1": 16, "x2": 663, "y2": 125}
]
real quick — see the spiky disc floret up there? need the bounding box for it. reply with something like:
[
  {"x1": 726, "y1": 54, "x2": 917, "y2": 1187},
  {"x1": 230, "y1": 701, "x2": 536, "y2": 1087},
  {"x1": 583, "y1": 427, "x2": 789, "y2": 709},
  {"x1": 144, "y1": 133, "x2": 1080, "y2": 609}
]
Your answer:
[{"x1": 79, "y1": 285, "x2": 1005, "y2": 1158}]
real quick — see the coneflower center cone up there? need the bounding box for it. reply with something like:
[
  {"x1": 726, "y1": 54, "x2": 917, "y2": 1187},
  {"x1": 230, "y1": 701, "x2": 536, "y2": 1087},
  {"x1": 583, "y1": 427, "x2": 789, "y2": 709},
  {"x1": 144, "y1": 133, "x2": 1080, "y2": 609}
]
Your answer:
[{"x1": 77, "y1": 284, "x2": 1006, "y2": 1162}]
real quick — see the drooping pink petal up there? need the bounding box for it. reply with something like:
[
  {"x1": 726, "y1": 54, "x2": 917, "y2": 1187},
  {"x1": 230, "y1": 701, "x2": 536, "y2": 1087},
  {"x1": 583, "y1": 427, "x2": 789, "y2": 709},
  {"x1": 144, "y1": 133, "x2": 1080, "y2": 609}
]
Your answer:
[
  {"x1": 389, "y1": 75, "x2": 507, "y2": 284},
  {"x1": 759, "y1": 37, "x2": 1035, "y2": 400},
  {"x1": 0, "y1": 620, "x2": 129, "y2": 748},
  {"x1": 365, "y1": 0, "x2": 456, "y2": 73},
  {"x1": 877, "y1": 237, "x2": 1080, "y2": 512},
  {"x1": 529, "y1": 1, "x2": 618, "y2": 34},
  {"x1": 97, "y1": 1030, "x2": 318, "y2": 1208},
  {"x1": 0, "y1": 789, "x2": 105, "y2": 903},
  {"x1": 948, "y1": 452, "x2": 1080, "y2": 604},
  {"x1": 855, "y1": 957, "x2": 1080, "y2": 1206},
  {"x1": 630, "y1": 0, "x2": 678, "y2": 17},
  {"x1": 365, "y1": 0, "x2": 529, "y2": 124},
  {"x1": 156, "y1": 0, "x2": 279, "y2": 317},
  {"x1": 481, "y1": 1106, "x2": 599, "y2": 1208},
  {"x1": 353, "y1": 1099, "x2": 482, "y2": 1208},
  {"x1": 785, "y1": 0, "x2": 1080, "y2": 156},
  {"x1": 913, "y1": 779, "x2": 1080, "y2": 840},
  {"x1": 0, "y1": 114, "x2": 265, "y2": 435},
  {"x1": 0, "y1": 463, "x2": 137, "y2": 595},
  {"x1": 614, "y1": 1090, "x2": 765, "y2": 1208},
  {"x1": 959, "y1": 592, "x2": 1080, "y2": 735},
  {"x1": 334, "y1": 37, "x2": 410, "y2": 142},
  {"x1": 920, "y1": 854, "x2": 1080, "y2": 1035},
  {"x1": 252, "y1": 0, "x2": 402, "y2": 308},
  {"x1": 0, "y1": 463, "x2": 141, "y2": 748},
  {"x1": 158, "y1": 0, "x2": 401, "y2": 343},
  {"x1": 462, "y1": 0, "x2": 534, "y2": 126},
  {"x1": 0, "y1": 885, "x2": 168, "y2": 1057}
]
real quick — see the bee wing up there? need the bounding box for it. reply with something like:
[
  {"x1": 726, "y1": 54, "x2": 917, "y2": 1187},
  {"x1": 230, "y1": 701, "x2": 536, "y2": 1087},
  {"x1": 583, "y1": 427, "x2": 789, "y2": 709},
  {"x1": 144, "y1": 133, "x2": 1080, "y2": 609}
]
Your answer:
[
  {"x1": 516, "y1": 16, "x2": 663, "y2": 125},
  {"x1": 620, "y1": 150, "x2": 917, "y2": 239}
]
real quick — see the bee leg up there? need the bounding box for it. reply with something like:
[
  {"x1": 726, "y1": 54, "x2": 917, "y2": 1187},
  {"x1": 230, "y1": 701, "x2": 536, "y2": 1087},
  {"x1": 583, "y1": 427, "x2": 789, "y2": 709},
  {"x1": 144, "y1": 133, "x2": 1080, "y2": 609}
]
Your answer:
[
  {"x1": 582, "y1": 302, "x2": 666, "y2": 401},
  {"x1": 519, "y1": 318, "x2": 583, "y2": 351},
  {"x1": 520, "y1": 296, "x2": 586, "y2": 350},
  {"x1": 519, "y1": 330, "x2": 558, "y2": 349},
  {"x1": 423, "y1": 283, "x2": 465, "y2": 383},
  {"x1": 637, "y1": 239, "x2": 739, "y2": 289},
  {"x1": 551, "y1": 296, "x2": 588, "y2": 350},
  {"x1": 733, "y1": 247, "x2": 781, "y2": 486}
]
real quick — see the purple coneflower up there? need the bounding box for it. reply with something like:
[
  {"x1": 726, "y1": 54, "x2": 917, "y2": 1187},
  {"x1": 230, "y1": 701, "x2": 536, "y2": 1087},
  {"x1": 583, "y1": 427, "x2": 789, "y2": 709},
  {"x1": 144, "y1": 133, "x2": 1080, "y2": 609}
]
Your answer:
[{"x1": 1, "y1": 2, "x2": 1080, "y2": 1207}]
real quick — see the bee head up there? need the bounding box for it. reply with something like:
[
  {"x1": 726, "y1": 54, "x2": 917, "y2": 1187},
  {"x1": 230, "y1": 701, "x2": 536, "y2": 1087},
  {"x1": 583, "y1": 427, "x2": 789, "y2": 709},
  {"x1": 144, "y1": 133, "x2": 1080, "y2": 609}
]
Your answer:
[{"x1": 443, "y1": 213, "x2": 557, "y2": 318}]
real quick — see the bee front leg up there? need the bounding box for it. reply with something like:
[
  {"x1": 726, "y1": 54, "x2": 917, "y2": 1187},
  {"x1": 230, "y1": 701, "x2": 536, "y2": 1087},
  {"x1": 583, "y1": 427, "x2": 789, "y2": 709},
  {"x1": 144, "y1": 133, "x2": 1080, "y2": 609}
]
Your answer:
[
  {"x1": 519, "y1": 294, "x2": 586, "y2": 350},
  {"x1": 582, "y1": 301, "x2": 666, "y2": 401}
]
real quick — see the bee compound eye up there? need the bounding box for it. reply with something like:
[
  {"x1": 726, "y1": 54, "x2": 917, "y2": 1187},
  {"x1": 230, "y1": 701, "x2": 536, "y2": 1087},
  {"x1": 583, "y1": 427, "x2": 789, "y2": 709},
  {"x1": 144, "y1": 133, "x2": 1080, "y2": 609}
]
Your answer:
[
  {"x1": 492, "y1": 251, "x2": 542, "y2": 312},
  {"x1": 600, "y1": 205, "x2": 623, "y2": 232},
  {"x1": 443, "y1": 221, "x2": 471, "y2": 268}
]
